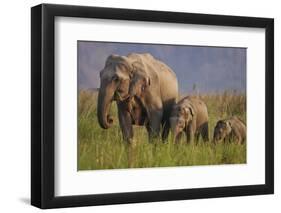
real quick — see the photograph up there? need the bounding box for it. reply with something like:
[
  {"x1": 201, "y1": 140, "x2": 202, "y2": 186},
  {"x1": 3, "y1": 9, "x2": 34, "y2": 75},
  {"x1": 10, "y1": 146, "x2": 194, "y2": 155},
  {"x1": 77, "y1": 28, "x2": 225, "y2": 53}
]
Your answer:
[
  {"x1": 78, "y1": 41, "x2": 247, "y2": 170},
  {"x1": 30, "y1": 3, "x2": 274, "y2": 209}
]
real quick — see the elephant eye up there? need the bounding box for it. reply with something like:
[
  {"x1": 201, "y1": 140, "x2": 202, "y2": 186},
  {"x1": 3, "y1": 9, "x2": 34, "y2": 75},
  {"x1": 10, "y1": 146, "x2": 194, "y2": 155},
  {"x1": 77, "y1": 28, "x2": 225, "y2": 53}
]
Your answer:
[
  {"x1": 179, "y1": 120, "x2": 184, "y2": 126},
  {"x1": 112, "y1": 75, "x2": 119, "y2": 82}
]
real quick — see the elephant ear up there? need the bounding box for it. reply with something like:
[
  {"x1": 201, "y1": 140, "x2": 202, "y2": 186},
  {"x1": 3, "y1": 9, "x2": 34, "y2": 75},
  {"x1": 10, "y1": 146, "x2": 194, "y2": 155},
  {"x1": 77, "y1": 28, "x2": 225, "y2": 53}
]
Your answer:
[
  {"x1": 105, "y1": 54, "x2": 133, "y2": 72},
  {"x1": 131, "y1": 54, "x2": 159, "y2": 88},
  {"x1": 182, "y1": 105, "x2": 194, "y2": 119},
  {"x1": 225, "y1": 121, "x2": 231, "y2": 127},
  {"x1": 187, "y1": 105, "x2": 195, "y2": 117},
  {"x1": 131, "y1": 61, "x2": 151, "y2": 88},
  {"x1": 132, "y1": 61, "x2": 145, "y2": 73},
  {"x1": 225, "y1": 121, "x2": 232, "y2": 133},
  {"x1": 141, "y1": 76, "x2": 150, "y2": 90}
]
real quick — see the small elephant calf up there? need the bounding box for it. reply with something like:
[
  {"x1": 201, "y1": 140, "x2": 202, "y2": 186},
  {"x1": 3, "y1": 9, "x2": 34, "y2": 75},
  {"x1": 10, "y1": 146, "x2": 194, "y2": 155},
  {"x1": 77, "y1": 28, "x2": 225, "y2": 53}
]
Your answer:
[
  {"x1": 213, "y1": 116, "x2": 246, "y2": 144},
  {"x1": 169, "y1": 96, "x2": 209, "y2": 144}
]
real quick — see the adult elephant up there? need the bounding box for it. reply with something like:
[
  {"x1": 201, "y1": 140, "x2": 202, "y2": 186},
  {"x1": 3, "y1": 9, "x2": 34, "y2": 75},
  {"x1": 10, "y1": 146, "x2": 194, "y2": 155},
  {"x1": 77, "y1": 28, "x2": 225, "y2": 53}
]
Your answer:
[
  {"x1": 128, "y1": 54, "x2": 179, "y2": 140},
  {"x1": 97, "y1": 53, "x2": 178, "y2": 143}
]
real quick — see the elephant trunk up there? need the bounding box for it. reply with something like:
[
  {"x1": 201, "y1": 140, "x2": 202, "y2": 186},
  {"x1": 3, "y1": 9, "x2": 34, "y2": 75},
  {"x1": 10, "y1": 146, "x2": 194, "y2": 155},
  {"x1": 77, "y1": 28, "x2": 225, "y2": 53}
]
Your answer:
[
  {"x1": 97, "y1": 82, "x2": 115, "y2": 129},
  {"x1": 128, "y1": 85, "x2": 137, "y2": 98}
]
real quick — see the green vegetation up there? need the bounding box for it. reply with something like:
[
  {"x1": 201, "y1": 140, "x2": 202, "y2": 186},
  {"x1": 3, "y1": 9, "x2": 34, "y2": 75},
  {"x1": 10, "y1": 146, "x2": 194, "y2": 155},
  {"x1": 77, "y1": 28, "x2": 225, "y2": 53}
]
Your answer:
[{"x1": 78, "y1": 90, "x2": 246, "y2": 170}]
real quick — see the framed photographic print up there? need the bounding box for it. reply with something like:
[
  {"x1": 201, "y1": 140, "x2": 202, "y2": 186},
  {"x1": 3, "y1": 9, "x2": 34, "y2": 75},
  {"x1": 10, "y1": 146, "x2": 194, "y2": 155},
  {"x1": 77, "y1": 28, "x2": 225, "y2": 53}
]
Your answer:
[{"x1": 31, "y1": 3, "x2": 274, "y2": 209}]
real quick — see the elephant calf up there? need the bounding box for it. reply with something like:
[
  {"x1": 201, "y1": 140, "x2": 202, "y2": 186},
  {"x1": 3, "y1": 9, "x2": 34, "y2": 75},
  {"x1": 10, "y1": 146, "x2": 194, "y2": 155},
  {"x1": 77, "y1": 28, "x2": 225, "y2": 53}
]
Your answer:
[
  {"x1": 213, "y1": 116, "x2": 246, "y2": 144},
  {"x1": 169, "y1": 96, "x2": 209, "y2": 144}
]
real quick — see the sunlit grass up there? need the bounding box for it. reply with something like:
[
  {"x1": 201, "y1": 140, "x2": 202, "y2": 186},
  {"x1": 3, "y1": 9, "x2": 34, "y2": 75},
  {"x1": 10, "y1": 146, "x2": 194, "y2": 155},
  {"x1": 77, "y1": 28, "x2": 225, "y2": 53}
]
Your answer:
[{"x1": 78, "y1": 90, "x2": 246, "y2": 170}]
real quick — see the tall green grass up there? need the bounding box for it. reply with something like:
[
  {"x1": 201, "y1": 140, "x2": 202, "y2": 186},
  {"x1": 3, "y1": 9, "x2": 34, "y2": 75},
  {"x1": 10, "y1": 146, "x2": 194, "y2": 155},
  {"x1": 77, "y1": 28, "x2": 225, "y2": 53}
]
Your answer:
[{"x1": 78, "y1": 90, "x2": 246, "y2": 170}]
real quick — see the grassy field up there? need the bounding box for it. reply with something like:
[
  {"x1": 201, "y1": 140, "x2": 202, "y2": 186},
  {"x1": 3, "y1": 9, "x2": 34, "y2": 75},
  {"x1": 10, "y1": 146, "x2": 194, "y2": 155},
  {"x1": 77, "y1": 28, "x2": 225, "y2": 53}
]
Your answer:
[{"x1": 78, "y1": 90, "x2": 246, "y2": 170}]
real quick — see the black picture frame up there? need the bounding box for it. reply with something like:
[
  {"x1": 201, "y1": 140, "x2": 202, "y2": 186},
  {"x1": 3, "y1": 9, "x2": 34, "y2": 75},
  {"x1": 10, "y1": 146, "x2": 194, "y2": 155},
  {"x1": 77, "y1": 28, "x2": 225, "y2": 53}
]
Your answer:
[{"x1": 31, "y1": 3, "x2": 274, "y2": 209}]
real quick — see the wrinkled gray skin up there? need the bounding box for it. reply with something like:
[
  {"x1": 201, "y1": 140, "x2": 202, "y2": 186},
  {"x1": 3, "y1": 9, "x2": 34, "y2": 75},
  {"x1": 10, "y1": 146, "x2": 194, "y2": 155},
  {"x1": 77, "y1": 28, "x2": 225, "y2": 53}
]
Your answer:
[
  {"x1": 213, "y1": 116, "x2": 246, "y2": 144},
  {"x1": 169, "y1": 97, "x2": 209, "y2": 144},
  {"x1": 128, "y1": 54, "x2": 179, "y2": 141},
  {"x1": 97, "y1": 53, "x2": 178, "y2": 143}
]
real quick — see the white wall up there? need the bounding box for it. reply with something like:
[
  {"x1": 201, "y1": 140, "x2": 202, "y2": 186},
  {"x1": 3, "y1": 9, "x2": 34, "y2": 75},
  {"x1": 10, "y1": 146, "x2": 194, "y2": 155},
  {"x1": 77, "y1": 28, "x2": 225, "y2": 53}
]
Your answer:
[{"x1": 0, "y1": 0, "x2": 279, "y2": 212}]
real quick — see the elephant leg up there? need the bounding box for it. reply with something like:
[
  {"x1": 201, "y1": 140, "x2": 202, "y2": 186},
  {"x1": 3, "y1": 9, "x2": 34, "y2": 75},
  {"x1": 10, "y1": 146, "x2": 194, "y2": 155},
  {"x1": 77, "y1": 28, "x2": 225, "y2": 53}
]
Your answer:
[
  {"x1": 236, "y1": 136, "x2": 242, "y2": 145},
  {"x1": 161, "y1": 105, "x2": 173, "y2": 142},
  {"x1": 195, "y1": 132, "x2": 200, "y2": 144},
  {"x1": 201, "y1": 122, "x2": 209, "y2": 142},
  {"x1": 145, "y1": 122, "x2": 152, "y2": 140},
  {"x1": 161, "y1": 120, "x2": 170, "y2": 142},
  {"x1": 185, "y1": 128, "x2": 194, "y2": 144},
  {"x1": 186, "y1": 131, "x2": 194, "y2": 144},
  {"x1": 147, "y1": 109, "x2": 163, "y2": 142},
  {"x1": 186, "y1": 126, "x2": 194, "y2": 144},
  {"x1": 225, "y1": 135, "x2": 231, "y2": 143},
  {"x1": 117, "y1": 103, "x2": 133, "y2": 143}
]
